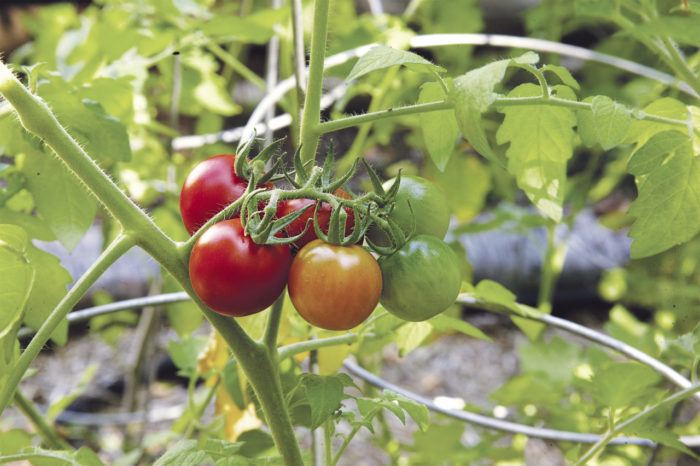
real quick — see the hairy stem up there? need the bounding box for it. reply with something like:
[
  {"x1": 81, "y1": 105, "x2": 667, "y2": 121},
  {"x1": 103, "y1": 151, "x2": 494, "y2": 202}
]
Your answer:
[{"x1": 298, "y1": 0, "x2": 331, "y2": 166}]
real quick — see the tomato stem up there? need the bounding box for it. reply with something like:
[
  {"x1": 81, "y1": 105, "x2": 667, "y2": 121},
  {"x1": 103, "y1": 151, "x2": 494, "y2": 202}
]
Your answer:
[
  {"x1": 298, "y1": 0, "x2": 331, "y2": 167},
  {"x1": 262, "y1": 293, "x2": 287, "y2": 352}
]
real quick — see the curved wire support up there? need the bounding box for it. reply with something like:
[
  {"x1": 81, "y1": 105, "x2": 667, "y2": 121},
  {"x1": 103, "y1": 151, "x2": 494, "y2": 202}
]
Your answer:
[
  {"x1": 457, "y1": 295, "x2": 700, "y2": 403},
  {"x1": 342, "y1": 360, "x2": 700, "y2": 447},
  {"x1": 171, "y1": 33, "x2": 696, "y2": 151}
]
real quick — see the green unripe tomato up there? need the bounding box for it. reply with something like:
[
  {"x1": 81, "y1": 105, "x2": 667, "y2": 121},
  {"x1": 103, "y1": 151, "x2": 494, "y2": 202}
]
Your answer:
[
  {"x1": 368, "y1": 175, "x2": 451, "y2": 247},
  {"x1": 378, "y1": 235, "x2": 462, "y2": 321}
]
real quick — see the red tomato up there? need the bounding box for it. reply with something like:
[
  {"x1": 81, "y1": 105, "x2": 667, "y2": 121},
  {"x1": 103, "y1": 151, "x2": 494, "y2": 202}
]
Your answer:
[
  {"x1": 179, "y1": 154, "x2": 270, "y2": 235},
  {"x1": 189, "y1": 218, "x2": 292, "y2": 317},
  {"x1": 287, "y1": 240, "x2": 382, "y2": 330},
  {"x1": 277, "y1": 189, "x2": 356, "y2": 248}
]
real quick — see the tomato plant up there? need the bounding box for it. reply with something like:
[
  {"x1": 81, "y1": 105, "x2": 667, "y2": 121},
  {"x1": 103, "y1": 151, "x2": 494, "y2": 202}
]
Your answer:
[
  {"x1": 378, "y1": 235, "x2": 462, "y2": 321},
  {"x1": 179, "y1": 154, "x2": 269, "y2": 235},
  {"x1": 287, "y1": 239, "x2": 382, "y2": 330},
  {"x1": 367, "y1": 175, "x2": 451, "y2": 247},
  {"x1": 277, "y1": 189, "x2": 356, "y2": 248},
  {"x1": 189, "y1": 218, "x2": 292, "y2": 317}
]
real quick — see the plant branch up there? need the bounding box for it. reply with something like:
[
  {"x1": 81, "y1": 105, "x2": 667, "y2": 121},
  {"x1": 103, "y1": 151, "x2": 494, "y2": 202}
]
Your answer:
[
  {"x1": 0, "y1": 234, "x2": 134, "y2": 415},
  {"x1": 319, "y1": 100, "x2": 453, "y2": 134},
  {"x1": 575, "y1": 384, "x2": 700, "y2": 465},
  {"x1": 14, "y1": 390, "x2": 72, "y2": 450},
  {"x1": 278, "y1": 332, "x2": 378, "y2": 360},
  {"x1": 262, "y1": 294, "x2": 286, "y2": 352},
  {"x1": 298, "y1": 0, "x2": 331, "y2": 166}
]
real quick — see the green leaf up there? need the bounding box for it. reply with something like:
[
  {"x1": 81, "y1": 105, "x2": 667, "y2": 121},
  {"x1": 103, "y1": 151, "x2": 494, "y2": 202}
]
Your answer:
[
  {"x1": 167, "y1": 335, "x2": 209, "y2": 378},
  {"x1": 199, "y1": 15, "x2": 277, "y2": 44},
  {"x1": 591, "y1": 95, "x2": 631, "y2": 150},
  {"x1": 577, "y1": 96, "x2": 598, "y2": 148},
  {"x1": 384, "y1": 391, "x2": 431, "y2": 431},
  {"x1": 38, "y1": 78, "x2": 132, "y2": 163},
  {"x1": 429, "y1": 313, "x2": 492, "y2": 341},
  {"x1": 427, "y1": 154, "x2": 491, "y2": 223},
  {"x1": 452, "y1": 52, "x2": 539, "y2": 164},
  {"x1": 624, "y1": 98, "x2": 687, "y2": 149},
  {"x1": 591, "y1": 362, "x2": 662, "y2": 409},
  {"x1": 21, "y1": 242, "x2": 72, "y2": 345},
  {"x1": 22, "y1": 446, "x2": 105, "y2": 466},
  {"x1": 626, "y1": 131, "x2": 700, "y2": 258},
  {"x1": 288, "y1": 373, "x2": 348, "y2": 429},
  {"x1": 418, "y1": 81, "x2": 459, "y2": 171},
  {"x1": 0, "y1": 428, "x2": 33, "y2": 455},
  {"x1": 222, "y1": 358, "x2": 246, "y2": 410},
  {"x1": 347, "y1": 45, "x2": 445, "y2": 81},
  {"x1": 496, "y1": 83, "x2": 577, "y2": 222},
  {"x1": 491, "y1": 374, "x2": 562, "y2": 405},
  {"x1": 519, "y1": 337, "x2": 581, "y2": 386},
  {"x1": 0, "y1": 209, "x2": 55, "y2": 241},
  {"x1": 621, "y1": 407, "x2": 699, "y2": 459},
  {"x1": 154, "y1": 440, "x2": 208, "y2": 466},
  {"x1": 396, "y1": 321, "x2": 433, "y2": 356},
  {"x1": 574, "y1": 0, "x2": 616, "y2": 17},
  {"x1": 541, "y1": 64, "x2": 580, "y2": 90},
  {"x1": 0, "y1": 225, "x2": 33, "y2": 341},
  {"x1": 20, "y1": 147, "x2": 97, "y2": 252},
  {"x1": 636, "y1": 17, "x2": 700, "y2": 47}
]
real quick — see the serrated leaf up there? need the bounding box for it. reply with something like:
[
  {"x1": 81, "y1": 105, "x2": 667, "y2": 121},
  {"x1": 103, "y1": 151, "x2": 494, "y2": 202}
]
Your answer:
[
  {"x1": 591, "y1": 95, "x2": 631, "y2": 150},
  {"x1": 429, "y1": 313, "x2": 492, "y2": 341},
  {"x1": 0, "y1": 209, "x2": 55, "y2": 241},
  {"x1": 624, "y1": 98, "x2": 687, "y2": 149},
  {"x1": 496, "y1": 83, "x2": 576, "y2": 222},
  {"x1": 591, "y1": 362, "x2": 662, "y2": 409},
  {"x1": 519, "y1": 337, "x2": 581, "y2": 386},
  {"x1": 626, "y1": 131, "x2": 700, "y2": 258},
  {"x1": 427, "y1": 154, "x2": 491, "y2": 223},
  {"x1": 419, "y1": 81, "x2": 459, "y2": 171},
  {"x1": 288, "y1": 373, "x2": 347, "y2": 429},
  {"x1": 154, "y1": 440, "x2": 209, "y2": 466},
  {"x1": 20, "y1": 147, "x2": 97, "y2": 252},
  {"x1": 541, "y1": 64, "x2": 580, "y2": 90},
  {"x1": 347, "y1": 45, "x2": 445, "y2": 82},
  {"x1": 491, "y1": 374, "x2": 562, "y2": 405},
  {"x1": 384, "y1": 391, "x2": 431, "y2": 431},
  {"x1": 452, "y1": 52, "x2": 539, "y2": 164},
  {"x1": 38, "y1": 78, "x2": 132, "y2": 163},
  {"x1": 621, "y1": 406, "x2": 699, "y2": 458},
  {"x1": 20, "y1": 446, "x2": 104, "y2": 466}
]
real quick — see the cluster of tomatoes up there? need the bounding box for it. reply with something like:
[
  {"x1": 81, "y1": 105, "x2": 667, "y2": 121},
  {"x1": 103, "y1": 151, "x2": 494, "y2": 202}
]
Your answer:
[{"x1": 180, "y1": 152, "x2": 462, "y2": 331}]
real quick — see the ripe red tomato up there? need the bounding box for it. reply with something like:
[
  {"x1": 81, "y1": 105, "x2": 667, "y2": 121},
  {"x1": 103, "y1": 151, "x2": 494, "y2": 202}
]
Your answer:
[
  {"x1": 189, "y1": 218, "x2": 292, "y2": 317},
  {"x1": 288, "y1": 240, "x2": 382, "y2": 330},
  {"x1": 277, "y1": 189, "x2": 356, "y2": 248},
  {"x1": 179, "y1": 154, "x2": 270, "y2": 235}
]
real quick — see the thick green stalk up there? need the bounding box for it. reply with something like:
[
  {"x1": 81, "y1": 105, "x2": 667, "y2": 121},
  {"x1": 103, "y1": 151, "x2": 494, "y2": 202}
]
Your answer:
[
  {"x1": 298, "y1": 0, "x2": 331, "y2": 166},
  {"x1": 0, "y1": 59, "x2": 304, "y2": 465},
  {"x1": 0, "y1": 234, "x2": 134, "y2": 414}
]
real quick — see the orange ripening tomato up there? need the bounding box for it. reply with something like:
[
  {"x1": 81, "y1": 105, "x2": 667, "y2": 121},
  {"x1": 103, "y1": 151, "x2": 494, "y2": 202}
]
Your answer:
[{"x1": 287, "y1": 240, "x2": 381, "y2": 331}]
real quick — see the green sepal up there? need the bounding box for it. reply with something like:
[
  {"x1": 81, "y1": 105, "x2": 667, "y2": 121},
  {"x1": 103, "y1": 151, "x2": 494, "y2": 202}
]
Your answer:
[
  {"x1": 321, "y1": 141, "x2": 336, "y2": 189},
  {"x1": 342, "y1": 204, "x2": 370, "y2": 246},
  {"x1": 235, "y1": 135, "x2": 257, "y2": 179},
  {"x1": 326, "y1": 158, "x2": 359, "y2": 193},
  {"x1": 312, "y1": 203, "x2": 330, "y2": 244},
  {"x1": 362, "y1": 159, "x2": 386, "y2": 196},
  {"x1": 259, "y1": 158, "x2": 285, "y2": 185},
  {"x1": 292, "y1": 145, "x2": 309, "y2": 185},
  {"x1": 252, "y1": 137, "x2": 285, "y2": 166},
  {"x1": 325, "y1": 201, "x2": 346, "y2": 245},
  {"x1": 383, "y1": 170, "x2": 402, "y2": 205},
  {"x1": 365, "y1": 234, "x2": 398, "y2": 256},
  {"x1": 269, "y1": 203, "x2": 315, "y2": 238}
]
